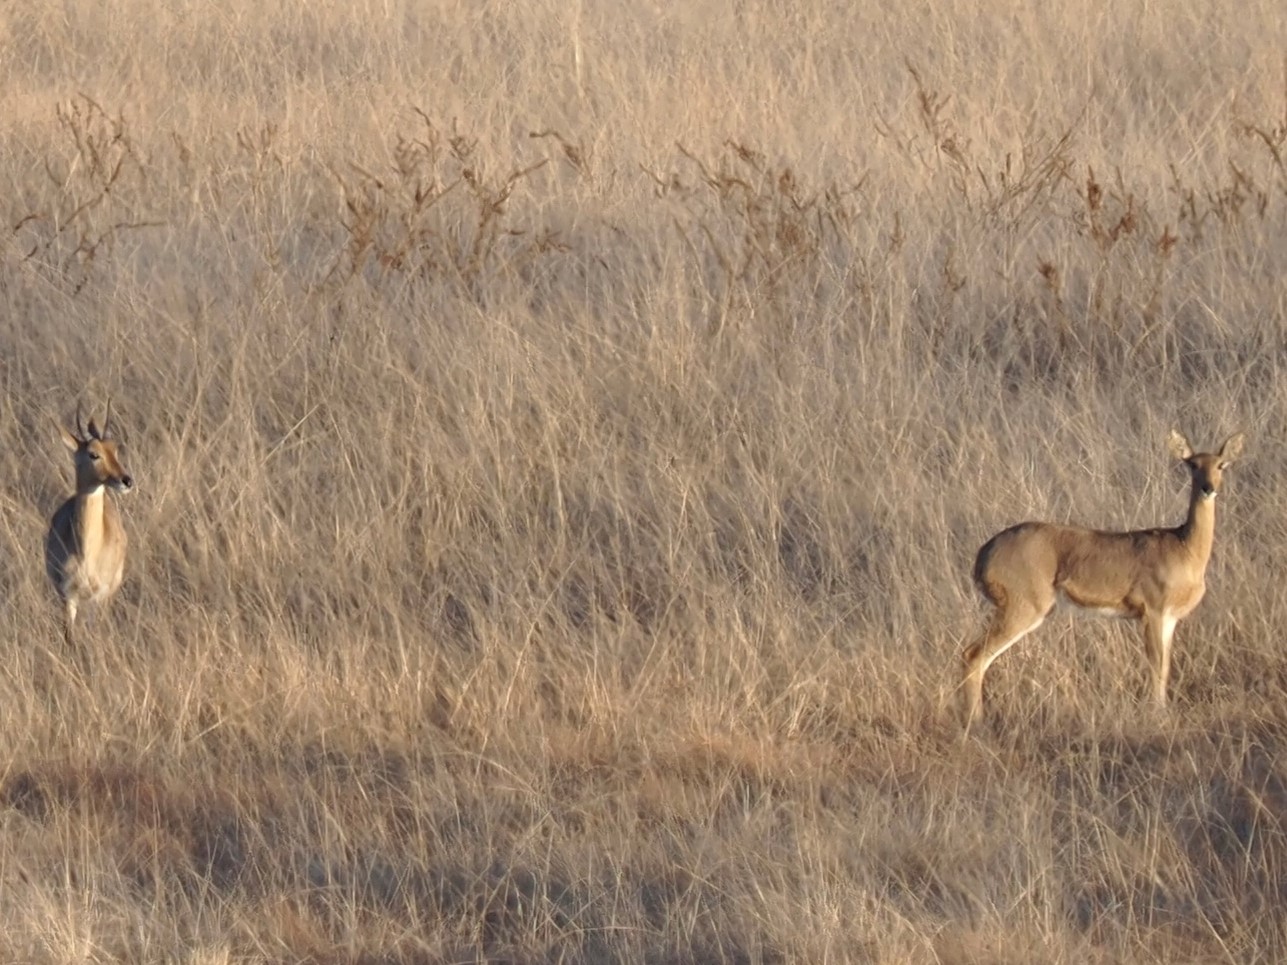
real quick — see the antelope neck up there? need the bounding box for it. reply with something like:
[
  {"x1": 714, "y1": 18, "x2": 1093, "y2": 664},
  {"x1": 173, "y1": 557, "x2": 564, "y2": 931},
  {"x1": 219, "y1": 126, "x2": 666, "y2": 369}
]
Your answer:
[
  {"x1": 76, "y1": 486, "x2": 107, "y2": 558},
  {"x1": 1176, "y1": 483, "x2": 1217, "y2": 561}
]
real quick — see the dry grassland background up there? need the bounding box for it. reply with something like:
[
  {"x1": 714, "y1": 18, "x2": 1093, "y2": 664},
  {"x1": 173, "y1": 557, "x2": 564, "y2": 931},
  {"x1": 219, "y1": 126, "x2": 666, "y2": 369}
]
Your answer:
[{"x1": 1, "y1": 1, "x2": 1287, "y2": 961}]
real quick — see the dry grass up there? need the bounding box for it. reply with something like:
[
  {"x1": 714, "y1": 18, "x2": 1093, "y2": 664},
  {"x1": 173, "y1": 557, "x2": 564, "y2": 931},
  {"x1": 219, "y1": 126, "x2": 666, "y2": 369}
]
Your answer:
[{"x1": 1, "y1": 1, "x2": 1287, "y2": 961}]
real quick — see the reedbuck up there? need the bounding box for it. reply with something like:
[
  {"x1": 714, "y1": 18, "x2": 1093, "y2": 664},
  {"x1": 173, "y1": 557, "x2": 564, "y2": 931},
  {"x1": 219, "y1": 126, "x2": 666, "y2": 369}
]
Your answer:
[
  {"x1": 45, "y1": 404, "x2": 134, "y2": 647},
  {"x1": 962, "y1": 431, "x2": 1244, "y2": 732}
]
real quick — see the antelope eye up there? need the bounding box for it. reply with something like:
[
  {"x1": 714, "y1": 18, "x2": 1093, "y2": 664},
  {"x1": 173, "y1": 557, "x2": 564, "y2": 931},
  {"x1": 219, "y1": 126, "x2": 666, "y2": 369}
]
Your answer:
[{"x1": 88, "y1": 450, "x2": 101, "y2": 461}]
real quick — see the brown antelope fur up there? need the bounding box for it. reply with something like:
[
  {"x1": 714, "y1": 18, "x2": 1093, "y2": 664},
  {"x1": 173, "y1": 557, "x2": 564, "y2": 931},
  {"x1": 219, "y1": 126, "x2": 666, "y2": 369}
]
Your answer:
[
  {"x1": 962, "y1": 430, "x2": 1244, "y2": 732},
  {"x1": 45, "y1": 403, "x2": 134, "y2": 647}
]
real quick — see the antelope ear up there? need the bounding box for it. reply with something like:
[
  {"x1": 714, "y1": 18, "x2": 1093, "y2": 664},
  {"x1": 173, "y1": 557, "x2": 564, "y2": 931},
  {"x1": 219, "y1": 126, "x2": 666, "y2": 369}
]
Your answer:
[
  {"x1": 86, "y1": 418, "x2": 103, "y2": 440},
  {"x1": 1219, "y1": 432, "x2": 1245, "y2": 464},
  {"x1": 1167, "y1": 430, "x2": 1193, "y2": 461},
  {"x1": 59, "y1": 425, "x2": 80, "y2": 451}
]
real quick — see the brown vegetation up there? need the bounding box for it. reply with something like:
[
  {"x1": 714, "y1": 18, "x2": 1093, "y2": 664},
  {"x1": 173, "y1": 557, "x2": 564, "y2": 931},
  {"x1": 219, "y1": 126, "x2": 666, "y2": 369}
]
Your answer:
[{"x1": 1, "y1": 1, "x2": 1287, "y2": 960}]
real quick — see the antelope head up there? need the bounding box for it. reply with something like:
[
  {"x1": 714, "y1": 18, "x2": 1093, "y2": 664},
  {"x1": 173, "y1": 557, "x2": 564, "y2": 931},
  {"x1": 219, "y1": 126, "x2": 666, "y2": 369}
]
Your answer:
[{"x1": 61, "y1": 402, "x2": 134, "y2": 495}]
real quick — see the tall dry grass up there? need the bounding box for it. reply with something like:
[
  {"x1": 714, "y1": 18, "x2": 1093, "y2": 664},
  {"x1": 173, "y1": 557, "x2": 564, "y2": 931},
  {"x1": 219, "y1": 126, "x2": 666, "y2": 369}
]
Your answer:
[{"x1": 1, "y1": 0, "x2": 1287, "y2": 960}]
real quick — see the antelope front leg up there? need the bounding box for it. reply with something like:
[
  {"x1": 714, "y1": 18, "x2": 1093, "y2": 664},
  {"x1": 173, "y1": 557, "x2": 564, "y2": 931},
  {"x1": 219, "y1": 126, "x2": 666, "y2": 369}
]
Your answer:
[
  {"x1": 62, "y1": 599, "x2": 77, "y2": 650},
  {"x1": 1141, "y1": 611, "x2": 1177, "y2": 707}
]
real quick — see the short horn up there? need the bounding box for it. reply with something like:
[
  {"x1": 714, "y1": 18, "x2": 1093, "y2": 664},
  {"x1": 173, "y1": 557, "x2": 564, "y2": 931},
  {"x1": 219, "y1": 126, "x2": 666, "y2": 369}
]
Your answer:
[
  {"x1": 75, "y1": 401, "x2": 86, "y2": 441},
  {"x1": 103, "y1": 397, "x2": 113, "y2": 439}
]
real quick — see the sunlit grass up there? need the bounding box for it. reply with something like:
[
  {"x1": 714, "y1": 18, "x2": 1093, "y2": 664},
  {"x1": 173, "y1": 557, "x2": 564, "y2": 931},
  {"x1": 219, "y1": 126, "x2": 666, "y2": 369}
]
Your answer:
[{"x1": 0, "y1": 1, "x2": 1286, "y2": 961}]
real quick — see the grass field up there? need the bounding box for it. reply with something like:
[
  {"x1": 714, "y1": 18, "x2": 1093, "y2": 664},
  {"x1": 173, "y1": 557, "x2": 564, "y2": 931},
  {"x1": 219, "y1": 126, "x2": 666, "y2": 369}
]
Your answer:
[{"x1": 2, "y1": 1, "x2": 1287, "y2": 961}]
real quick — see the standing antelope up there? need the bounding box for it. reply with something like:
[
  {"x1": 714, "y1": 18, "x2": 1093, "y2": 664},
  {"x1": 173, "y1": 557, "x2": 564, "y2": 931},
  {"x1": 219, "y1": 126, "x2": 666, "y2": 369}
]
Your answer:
[
  {"x1": 962, "y1": 430, "x2": 1244, "y2": 732},
  {"x1": 45, "y1": 403, "x2": 134, "y2": 648}
]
